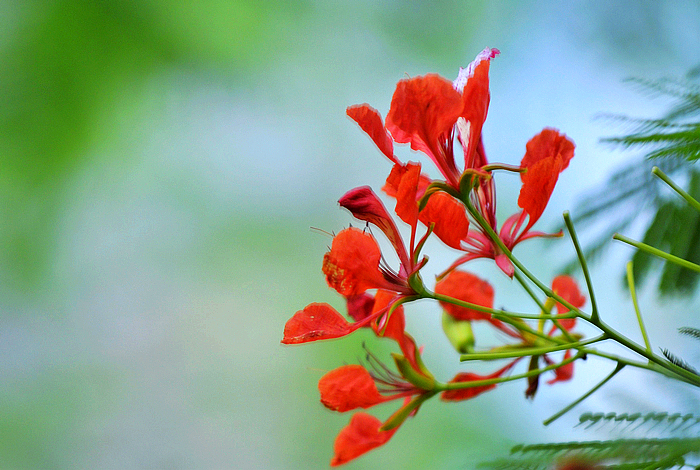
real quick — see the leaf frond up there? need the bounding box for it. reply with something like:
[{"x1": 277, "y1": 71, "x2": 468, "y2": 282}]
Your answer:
[{"x1": 679, "y1": 327, "x2": 700, "y2": 340}]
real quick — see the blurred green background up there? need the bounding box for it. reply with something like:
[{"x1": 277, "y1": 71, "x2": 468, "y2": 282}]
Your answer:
[{"x1": 1, "y1": 1, "x2": 699, "y2": 468}]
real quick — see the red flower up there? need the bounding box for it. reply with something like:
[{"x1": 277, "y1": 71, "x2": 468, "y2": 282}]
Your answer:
[
  {"x1": 346, "y1": 49, "x2": 498, "y2": 249},
  {"x1": 443, "y1": 128, "x2": 575, "y2": 277},
  {"x1": 348, "y1": 48, "x2": 574, "y2": 277},
  {"x1": 384, "y1": 48, "x2": 498, "y2": 188},
  {"x1": 318, "y1": 319, "x2": 433, "y2": 466}
]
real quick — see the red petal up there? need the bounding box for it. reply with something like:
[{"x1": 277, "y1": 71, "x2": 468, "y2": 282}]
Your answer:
[
  {"x1": 495, "y1": 253, "x2": 515, "y2": 278},
  {"x1": 518, "y1": 154, "x2": 562, "y2": 229},
  {"x1": 440, "y1": 373, "x2": 496, "y2": 401},
  {"x1": 394, "y1": 163, "x2": 422, "y2": 227},
  {"x1": 456, "y1": 49, "x2": 497, "y2": 169},
  {"x1": 330, "y1": 413, "x2": 398, "y2": 466},
  {"x1": 418, "y1": 192, "x2": 470, "y2": 250},
  {"x1": 434, "y1": 270, "x2": 494, "y2": 321},
  {"x1": 520, "y1": 128, "x2": 574, "y2": 172},
  {"x1": 552, "y1": 275, "x2": 586, "y2": 311},
  {"x1": 346, "y1": 294, "x2": 375, "y2": 323},
  {"x1": 385, "y1": 74, "x2": 462, "y2": 165},
  {"x1": 383, "y1": 162, "x2": 430, "y2": 199},
  {"x1": 322, "y1": 228, "x2": 391, "y2": 296},
  {"x1": 370, "y1": 291, "x2": 423, "y2": 374},
  {"x1": 547, "y1": 350, "x2": 574, "y2": 385},
  {"x1": 551, "y1": 275, "x2": 586, "y2": 331},
  {"x1": 347, "y1": 104, "x2": 397, "y2": 164},
  {"x1": 441, "y1": 359, "x2": 517, "y2": 401},
  {"x1": 518, "y1": 129, "x2": 575, "y2": 229},
  {"x1": 282, "y1": 303, "x2": 352, "y2": 344},
  {"x1": 319, "y1": 365, "x2": 391, "y2": 412},
  {"x1": 370, "y1": 289, "x2": 405, "y2": 344}
]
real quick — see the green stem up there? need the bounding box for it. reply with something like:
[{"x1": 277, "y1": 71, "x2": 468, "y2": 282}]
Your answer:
[
  {"x1": 462, "y1": 199, "x2": 584, "y2": 318},
  {"x1": 380, "y1": 391, "x2": 437, "y2": 431},
  {"x1": 652, "y1": 166, "x2": 700, "y2": 213},
  {"x1": 456, "y1": 184, "x2": 700, "y2": 388},
  {"x1": 513, "y1": 270, "x2": 547, "y2": 312},
  {"x1": 460, "y1": 335, "x2": 605, "y2": 362},
  {"x1": 613, "y1": 233, "x2": 700, "y2": 274},
  {"x1": 586, "y1": 319, "x2": 700, "y2": 386},
  {"x1": 626, "y1": 261, "x2": 652, "y2": 354},
  {"x1": 543, "y1": 362, "x2": 625, "y2": 425},
  {"x1": 439, "y1": 351, "x2": 584, "y2": 391},
  {"x1": 563, "y1": 211, "x2": 599, "y2": 323},
  {"x1": 490, "y1": 311, "x2": 577, "y2": 321}
]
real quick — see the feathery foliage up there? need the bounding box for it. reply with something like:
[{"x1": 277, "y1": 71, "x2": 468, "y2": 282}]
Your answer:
[
  {"x1": 480, "y1": 412, "x2": 700, "y2": 469},
  {"x1": 566, "y1": 70, "x2": 700, "y2": 296}
]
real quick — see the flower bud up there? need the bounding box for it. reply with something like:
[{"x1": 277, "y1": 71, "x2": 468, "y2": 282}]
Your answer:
[{"x1": 442, "y1": 312, "x2": 475, "y2": 354}]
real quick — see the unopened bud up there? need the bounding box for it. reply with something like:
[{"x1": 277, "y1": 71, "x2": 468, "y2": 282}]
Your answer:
[{"x1": 442, "y1": 312, "x2": 475, "y2": 354}]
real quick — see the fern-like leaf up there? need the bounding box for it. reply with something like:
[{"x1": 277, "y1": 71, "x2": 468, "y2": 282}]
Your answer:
[
  {"x1": 480, "y1": 412, "x2": 700, "y2": 469},
  {"x1": 679, "y1": 327, "x2": 700, "y2": 340},
  {"x1": 661, "y1": 349, "x2": 700, "y2": 376},
  {"x1": 566, "y1": 70, "x2": 700, "y2": 296}
]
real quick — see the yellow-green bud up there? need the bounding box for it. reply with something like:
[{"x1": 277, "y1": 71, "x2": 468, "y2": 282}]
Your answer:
[{"x1": 442, "y1": 311, "x2": 475, "y2": 354}]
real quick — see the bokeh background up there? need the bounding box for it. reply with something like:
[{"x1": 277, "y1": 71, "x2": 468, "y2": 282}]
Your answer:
[{"x1": 1, "y1": 1, "x2": 700, "y2": 469}]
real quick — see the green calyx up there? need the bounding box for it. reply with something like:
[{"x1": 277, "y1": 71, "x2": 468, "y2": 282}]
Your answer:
[{"x1": 392, "y1": 353, "x2": 436, "y2": 391}]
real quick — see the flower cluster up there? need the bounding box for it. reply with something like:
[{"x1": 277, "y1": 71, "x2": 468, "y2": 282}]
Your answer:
[{"x1": 282, "y1": 48, "x2": 586, "y2": 466}]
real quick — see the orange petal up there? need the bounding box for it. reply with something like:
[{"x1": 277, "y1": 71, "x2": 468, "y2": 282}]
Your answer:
[
  {"x1": 322, "y1": 228, "x2": 388, "y2": 296},
  {"x1": 520, "y1": 128, "x2": 574, "y2": 173},
  {"x1": 434, "y1": 270, "x2": 494, "y2": 321},
  {"x1": 347, "y1": 104, "x2": 396, "y2": 163},
  {"x1": 518, "y1": 129, "x2": 575, "y2": 229},
  {"x1": 419, "y1": 192, "x2": 469, "y2": 249},
  {"x1": 281, "y1": 303, "x2": 352, "y2": 344},
  {"x1": 319, "y1": 365, "x2": 390, "y2": 412},
  {"x1": 386, "y1": 74, "x2": 462, "y2": 159},
  {"x1": 330, "y1": 413, "x2": 398, "y2": 466}
]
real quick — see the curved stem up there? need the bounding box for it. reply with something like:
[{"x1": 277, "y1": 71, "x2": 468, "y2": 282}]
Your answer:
[
  {"x1": 614, "y1": 233, "x2": 700, "y2": 274},
  {"x1": 653, "y1": 166, "x2": 700, "y2": 213},
  {"x1": 462, "y1": 198, "x2": 585, "y2": 318},
  {"x1": 543, "y1": 362, "x2": 625, "y2": 425},
  {"x1": 460, "y1": 335, "x2": 605, "y2": 362},
  {"x1": 563, "y1": 211, "x2": 599, "y2": 323},
  {"x1": 626, "y1": 261, "x2": 652, "y2": 354}
]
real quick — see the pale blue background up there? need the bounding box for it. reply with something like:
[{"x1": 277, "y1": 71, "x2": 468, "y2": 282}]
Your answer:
[{"x1": 1, "y1": 1, "x2": 699, "y2": 468}]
